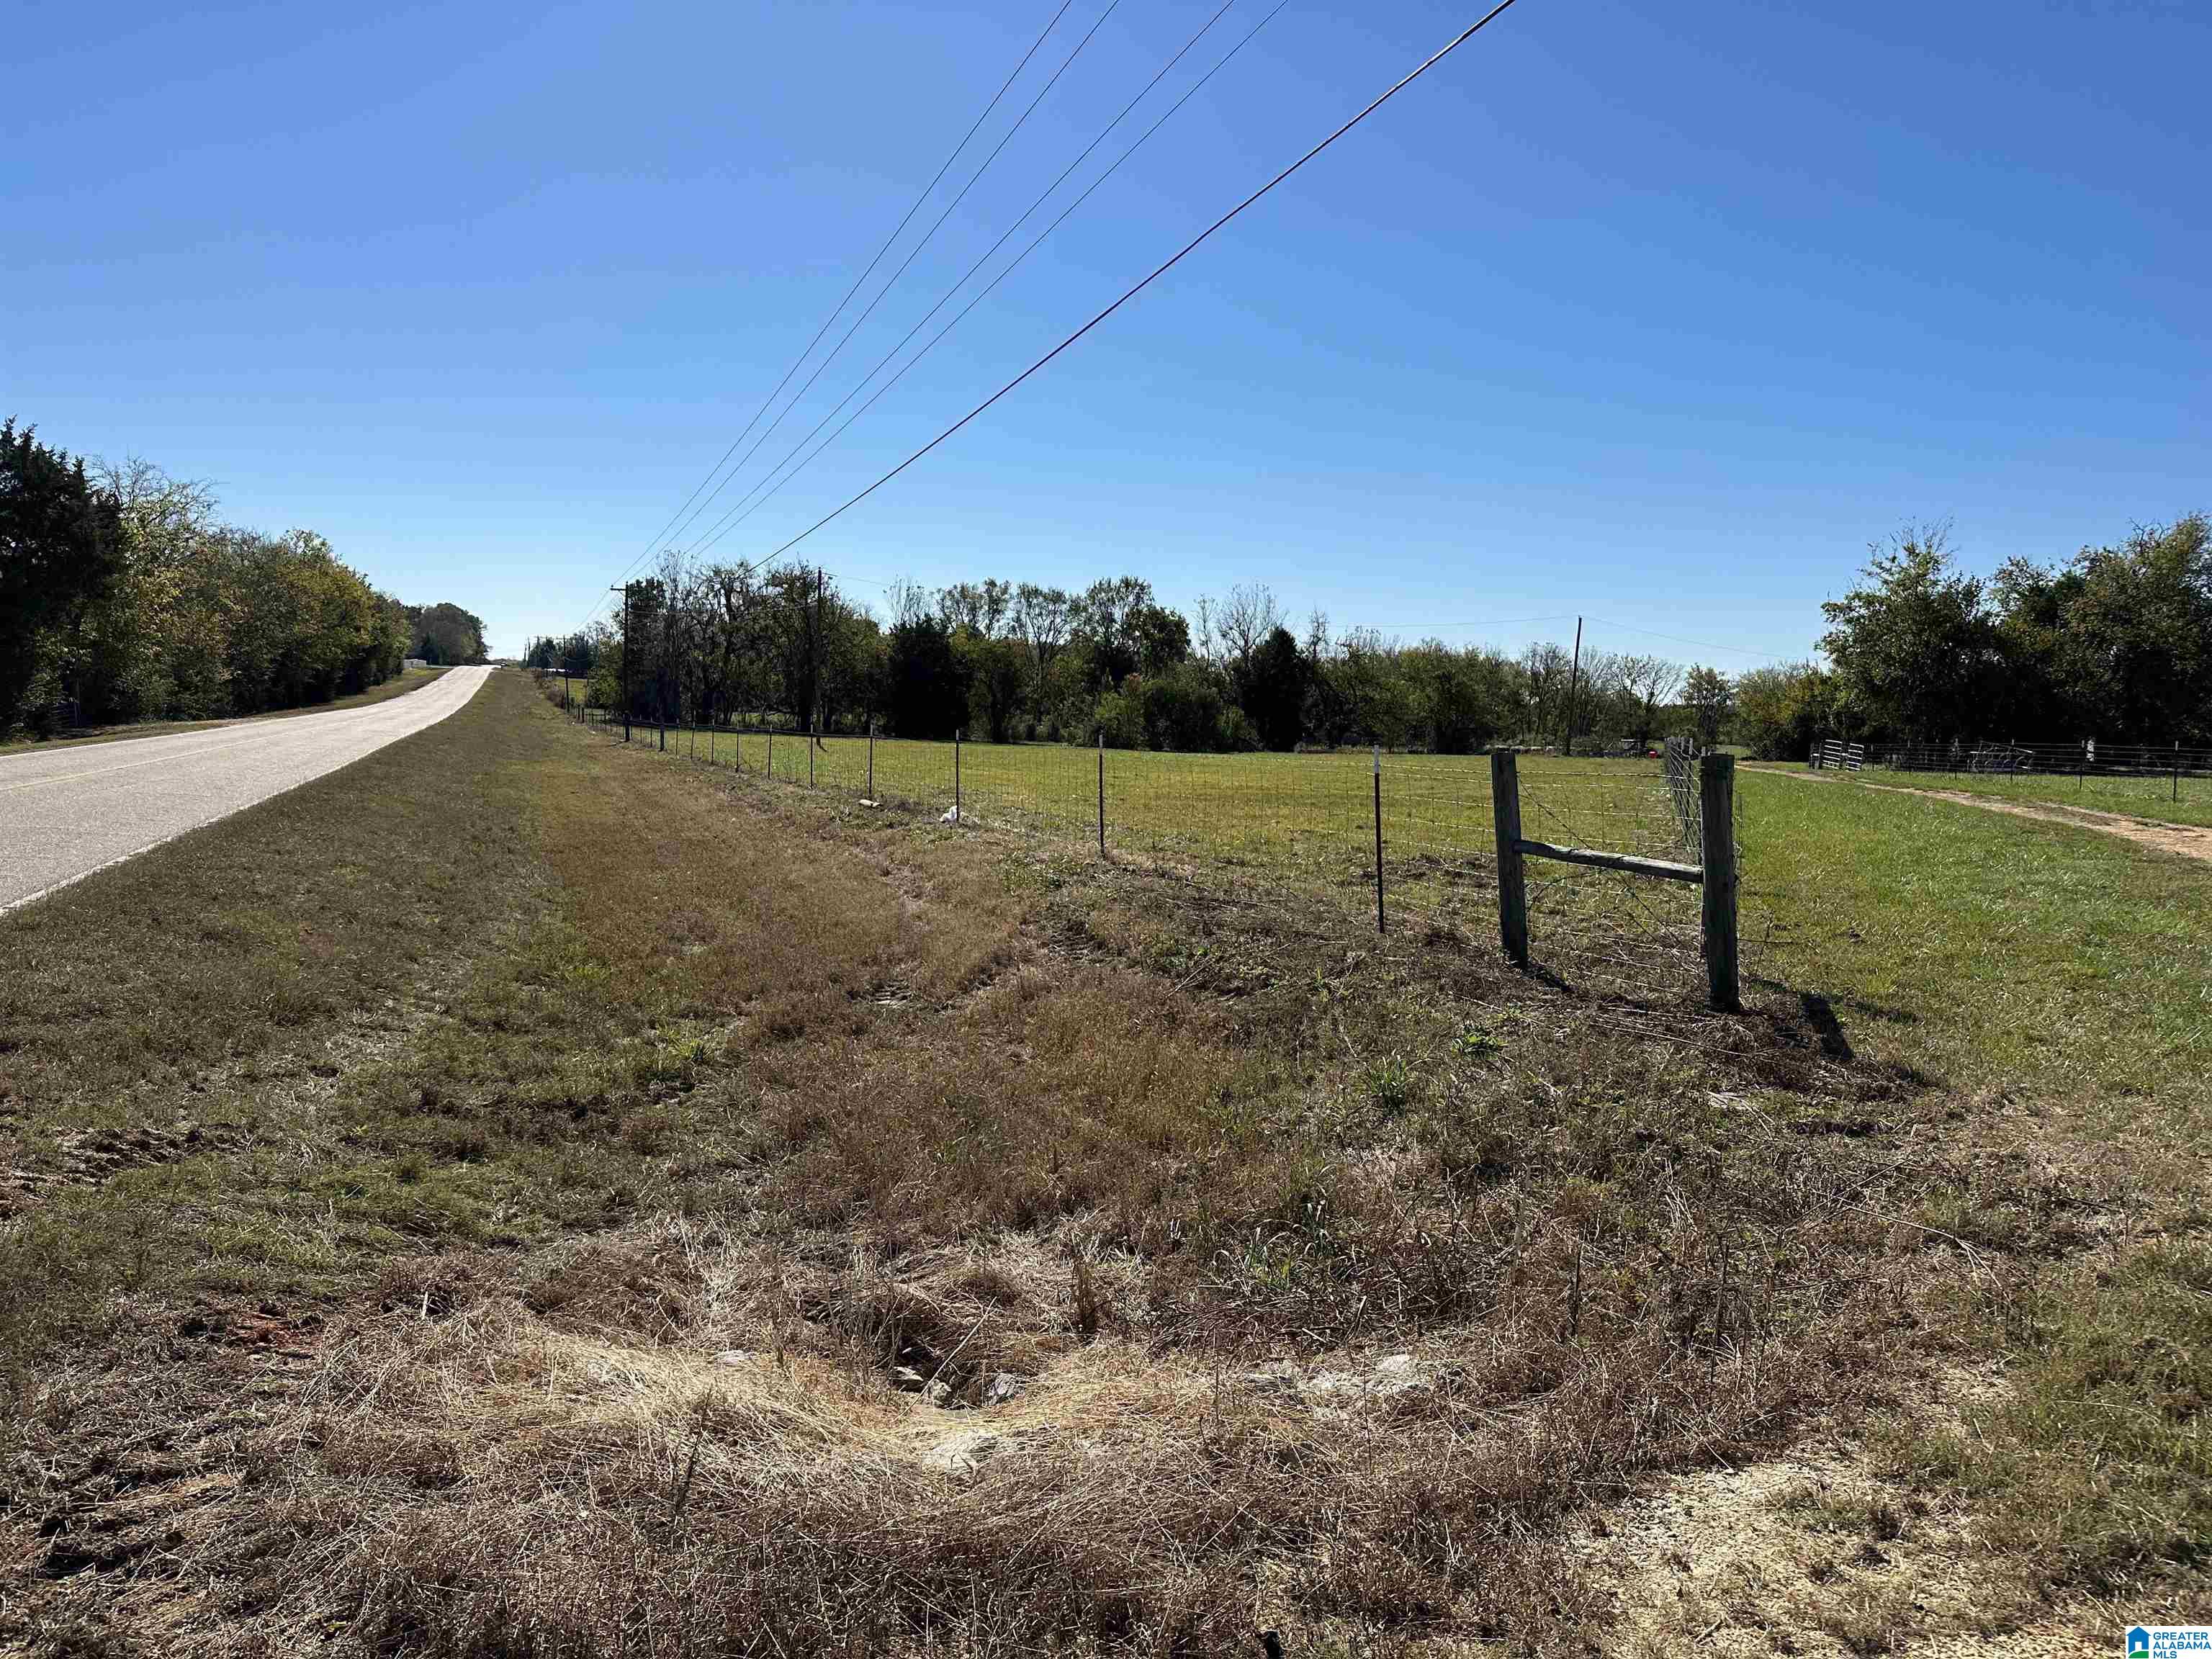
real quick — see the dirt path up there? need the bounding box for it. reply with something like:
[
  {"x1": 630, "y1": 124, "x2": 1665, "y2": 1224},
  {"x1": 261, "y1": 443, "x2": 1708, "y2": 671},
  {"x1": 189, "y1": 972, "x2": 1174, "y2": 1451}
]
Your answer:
[{"x1": 1763, "y1": 767, "x2": 2212, "y2": 865}]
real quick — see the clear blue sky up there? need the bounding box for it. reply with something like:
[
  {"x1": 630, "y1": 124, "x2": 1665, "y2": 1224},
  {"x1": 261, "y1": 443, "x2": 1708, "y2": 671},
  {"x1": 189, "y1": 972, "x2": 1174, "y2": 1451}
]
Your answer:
[{"x1": 7, "y1": 0, "x2": 2206, "y2": 667}]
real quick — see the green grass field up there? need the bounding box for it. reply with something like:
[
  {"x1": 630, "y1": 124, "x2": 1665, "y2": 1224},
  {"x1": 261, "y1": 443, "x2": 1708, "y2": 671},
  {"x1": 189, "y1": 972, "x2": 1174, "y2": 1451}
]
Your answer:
[
  {"x1": 581, "y1": 708, "x2": 1714, "y2": 980},
  {"x1": 580, "y1": 706, "x2": 2212, "y2": 1097},
  {"x1": 1848, "y1": 761, "x2": 2212, "y2": 829}
]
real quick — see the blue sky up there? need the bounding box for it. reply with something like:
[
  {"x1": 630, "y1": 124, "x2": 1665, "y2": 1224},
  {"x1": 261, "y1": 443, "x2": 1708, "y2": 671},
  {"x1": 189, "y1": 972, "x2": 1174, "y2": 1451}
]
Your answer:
[{"x1": 7, "y1": 0, "x2": 2206, "y2": 667}]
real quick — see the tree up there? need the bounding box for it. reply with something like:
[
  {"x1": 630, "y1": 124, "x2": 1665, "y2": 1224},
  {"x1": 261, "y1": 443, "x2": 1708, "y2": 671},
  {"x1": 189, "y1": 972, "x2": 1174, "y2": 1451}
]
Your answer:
[
  {"x1": 1732, "y1": 663, "x2": 1833, "y2": 760},
  {"x1": 1215, "y1": 582, "x2": 1282, "y2": 676},
  {"x1": 1010, "y1": 583, "x2": 1071, "y2": 670},
  {"x1": 1682, "y1": 665, "x2": 1733, "y2": 747},
  {"x1": 884, "y1": 614, "x2": 968, "y2": 739},
  {"x1": 938, "y1": 579, "x2": 1012, "y2": 639},
  {"x1": 961, "y1": 633, "x2": 1026, "y2": 744},
  {"x1": 407, "y1": 601, "x2": 488, "y2": 666},
  {"x1": 1, "y1": 421, "x2": 126, "y2": 732},
  {"x1": 1130, "y1": 603, "x2": 1190, "y2": 676},
  {"x1": 1620, "y1": 655, "x2": 1683, "y2": 751},
  {"x1": 1819, "y1": 523, "x2": 2005, "y2": 742},
  {"x1": 1238, "y1": 626, "x2": 1308, "y2": 751},
  {"x1": 2047, "y1": 515, "x2": 2211, "y2": 742}
]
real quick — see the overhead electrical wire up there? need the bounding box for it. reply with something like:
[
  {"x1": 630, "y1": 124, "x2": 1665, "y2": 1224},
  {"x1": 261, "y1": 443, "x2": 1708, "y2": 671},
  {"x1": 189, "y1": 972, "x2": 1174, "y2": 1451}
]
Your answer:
[
  {"x1": 649, "y1": 0, "x2": 1127, "y2": 566},
  {"x1": 681, "y1": 0, "x2": 1292, "y2": 561},
  {"x1": 730, "y1": 0, "x2": 1529, "y2": 578},
  {"x1": 1583, "y1": 617, "x2": 1796, "y2": 661},
  {"x1": 585, "y1": 0, "x2": 1081, "y2": 626},
  {"x1": 673, "y1": 0, "x2": 1259, "y2": 559}
]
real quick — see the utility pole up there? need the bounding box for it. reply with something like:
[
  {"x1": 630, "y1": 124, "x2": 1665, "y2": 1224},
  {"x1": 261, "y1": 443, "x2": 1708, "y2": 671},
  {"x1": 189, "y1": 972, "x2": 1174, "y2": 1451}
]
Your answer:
[
  {"x1": 813, "y1": 565, "x2": 824, "y2": 750},
  {"x1": 609, "y1": 585, "x2": 631, "y2": 742},
  {"x1": 1562, "y1": 616, "x2": 1583, "y2": 757}
]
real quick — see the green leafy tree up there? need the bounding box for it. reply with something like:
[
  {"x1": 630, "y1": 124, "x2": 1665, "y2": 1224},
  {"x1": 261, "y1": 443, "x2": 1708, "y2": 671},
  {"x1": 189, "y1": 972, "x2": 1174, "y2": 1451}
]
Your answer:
[
  {"x1": 1681, "y1": 665, "x2": 1734, "y2": 748},
  {"x1": 1, "y1": 421, "x2": 126, "y2": 732},
  {"x1": 1238, "y1": 626, "x2": 1308, "y2": 751},
  {"x1": 1820, "y1": 523, "x2": 2006, "y2": 742},
  {"x1": 1732, "y1": 663, "x2": 1834, "y2": 760},
  {"x1": 884, "y1": 614, "x2": 968, "y2": 739}
]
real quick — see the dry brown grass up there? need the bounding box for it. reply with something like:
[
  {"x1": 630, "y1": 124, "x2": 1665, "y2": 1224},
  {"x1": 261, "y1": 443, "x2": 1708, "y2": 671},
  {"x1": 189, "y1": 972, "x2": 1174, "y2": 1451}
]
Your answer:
[{"x1": 4, "y1": 671, "x2": 2200, "y2": 1655}]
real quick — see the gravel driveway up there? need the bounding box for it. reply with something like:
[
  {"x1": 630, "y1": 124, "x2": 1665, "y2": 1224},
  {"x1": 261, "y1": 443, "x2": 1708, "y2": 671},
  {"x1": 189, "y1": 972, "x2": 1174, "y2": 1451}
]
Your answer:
[{"x1": 0, "y1": 666, "x2": 491, "y2": 914}]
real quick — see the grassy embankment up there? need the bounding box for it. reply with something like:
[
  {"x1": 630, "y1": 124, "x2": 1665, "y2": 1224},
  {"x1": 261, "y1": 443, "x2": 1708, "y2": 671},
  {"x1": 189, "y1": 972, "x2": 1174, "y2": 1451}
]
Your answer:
[
  {"x1": 0, "y1": 665, "x2": 452, "y2": 757},
  {"x1": 4, "y1": 670, "x2": 2206, "y2": 1653}
]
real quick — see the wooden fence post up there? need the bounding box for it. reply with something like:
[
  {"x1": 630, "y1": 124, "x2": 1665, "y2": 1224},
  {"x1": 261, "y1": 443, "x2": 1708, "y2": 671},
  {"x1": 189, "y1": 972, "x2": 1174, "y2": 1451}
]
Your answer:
[
  {"x1": 955, "y1": 729, "x2": 962, "y2": 822},
  {"x1": 868, "y1": 720, "x2": 876, "y2": 801},
  {"x1": 1491, "y1": 750, "x2": 1528, "y2": 966},
  {"x1": 1097, "y1": 734, "x2": 1106, "y2": 858},
  {"x1": 1700, "y1": 752, "x2": 1740, "y2": 1012}
]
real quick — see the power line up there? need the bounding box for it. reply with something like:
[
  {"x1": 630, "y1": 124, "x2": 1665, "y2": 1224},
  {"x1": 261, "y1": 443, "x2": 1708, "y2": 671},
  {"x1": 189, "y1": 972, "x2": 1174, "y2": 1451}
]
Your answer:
[
  {"x1": 734, "y1": 0, "x2": 1531, "y2": 580},
  {"x1": 585, "y1": 0, "x2": 1082, "y2": 626},
  {"x1": 655, "y1": 0, "x2": 1126, "y2": 563},
  {"x1": 683, "y1": 0, "x2": 1293, "y2": 562},
  {"x1": 675, "y1": 0, "x2": 1259, "y2": 559}
]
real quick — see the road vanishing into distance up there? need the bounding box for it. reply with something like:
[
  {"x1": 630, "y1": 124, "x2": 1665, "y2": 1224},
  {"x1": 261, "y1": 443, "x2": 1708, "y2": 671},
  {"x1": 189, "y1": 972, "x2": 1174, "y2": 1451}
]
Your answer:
[{"x1": 0, "y1": 666, "x2": 490, "y2": 915}]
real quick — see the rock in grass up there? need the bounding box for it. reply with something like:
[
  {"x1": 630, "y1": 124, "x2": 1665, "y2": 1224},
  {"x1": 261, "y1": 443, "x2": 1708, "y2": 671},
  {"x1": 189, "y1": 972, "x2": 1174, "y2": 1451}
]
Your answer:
[
  {"x1": 891, "y1": 1365, "x2": 927, "y2": 1392},
  {"x1": 922, "y1": 1378, "x2": 956, "y2": 1409},
  {"x1": 925, "y1": 1429, "x2": 1003, "y2": 1478},
  {"x1": 980, "y1": 1371, "x2": 1025, "y2": 1408}
]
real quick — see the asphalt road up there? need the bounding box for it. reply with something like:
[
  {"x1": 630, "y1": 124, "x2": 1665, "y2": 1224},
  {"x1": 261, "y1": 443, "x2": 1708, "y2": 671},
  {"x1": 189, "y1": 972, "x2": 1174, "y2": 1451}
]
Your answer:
[{"x1": 0, "y1": 666, "x2": 491, "y2": 914}]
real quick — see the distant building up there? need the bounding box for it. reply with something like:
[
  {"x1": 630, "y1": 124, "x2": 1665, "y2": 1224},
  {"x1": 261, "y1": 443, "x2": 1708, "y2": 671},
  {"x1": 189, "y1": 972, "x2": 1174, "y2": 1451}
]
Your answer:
[{"x1": 403, "y1": 657, "x2": 429, "y2": 670}]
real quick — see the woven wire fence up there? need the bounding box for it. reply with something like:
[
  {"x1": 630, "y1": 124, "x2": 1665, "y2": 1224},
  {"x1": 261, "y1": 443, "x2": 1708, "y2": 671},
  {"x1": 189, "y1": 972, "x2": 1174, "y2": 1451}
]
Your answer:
[
  {"x1": 562, "y1": 693, "x2": 1725, "y2": 1004},
  {"x1": 1514, "y1": 747, "x2": 1714, "y2": 998}
]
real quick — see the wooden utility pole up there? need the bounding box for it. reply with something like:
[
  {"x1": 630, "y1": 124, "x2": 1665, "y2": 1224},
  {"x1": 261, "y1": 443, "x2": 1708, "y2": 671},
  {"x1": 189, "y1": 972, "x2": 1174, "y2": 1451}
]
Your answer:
[
  {"x1": 609, "y1": 585, "x2": 631, "y2": 742},
  {"x1": 1562, "y1": 616, "x2": 1583, "y2": 757}
]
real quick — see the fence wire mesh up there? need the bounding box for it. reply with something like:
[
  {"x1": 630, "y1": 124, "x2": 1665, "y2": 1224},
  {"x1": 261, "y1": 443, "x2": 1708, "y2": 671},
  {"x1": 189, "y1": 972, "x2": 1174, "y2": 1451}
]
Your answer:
[
  {"x1": 559, "y1": 689, "x2": 1726, "y2": 1007},
  {"x1": 1515, "y1": 752, "x2": 1713, "y2": 997}
]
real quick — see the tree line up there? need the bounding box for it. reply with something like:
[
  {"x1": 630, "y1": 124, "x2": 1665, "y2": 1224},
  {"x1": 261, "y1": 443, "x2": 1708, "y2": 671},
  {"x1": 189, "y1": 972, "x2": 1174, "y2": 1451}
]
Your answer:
[
  {"x1": 529, "y1": 556, "x2": 1725, "y2": 757},
  {"x1": 1723, "y1": 515, "x2": 2212, "y2": 760},
  {"x1": 1, "y1": 421, "x2": 485, "y2": 737}
]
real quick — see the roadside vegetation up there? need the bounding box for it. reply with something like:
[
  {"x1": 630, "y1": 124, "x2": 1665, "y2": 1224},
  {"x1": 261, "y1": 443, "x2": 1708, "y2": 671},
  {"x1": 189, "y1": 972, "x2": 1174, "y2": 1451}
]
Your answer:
[
  {"x1": 1, "y1": 418, "x2": 486, "y2": 739},
  {"x1": 0, "y1": 665, "x2": 451, "y2": 757},
  {"x1": 3, "y1": 670, "x2": 2205, "y2": 1653}
]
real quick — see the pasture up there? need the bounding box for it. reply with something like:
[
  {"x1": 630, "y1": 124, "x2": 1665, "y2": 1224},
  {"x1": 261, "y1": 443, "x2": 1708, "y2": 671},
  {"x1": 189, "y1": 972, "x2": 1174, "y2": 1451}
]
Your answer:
[
  {"x1": 592, "y1": 711, "x2": 1718, "y2": 987},
  {"x1": 6, "y1": 674, "x2": 2208, "y2": 1654},
  {"x1": 1845, "y1": 760, "x2": 2212, "y2": 830}
]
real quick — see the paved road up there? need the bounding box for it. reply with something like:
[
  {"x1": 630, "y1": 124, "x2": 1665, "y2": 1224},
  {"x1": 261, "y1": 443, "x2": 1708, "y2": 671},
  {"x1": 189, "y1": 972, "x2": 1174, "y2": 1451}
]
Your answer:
[{"x1": 0, "y1": 666, "x2": 491, "y2": 914}]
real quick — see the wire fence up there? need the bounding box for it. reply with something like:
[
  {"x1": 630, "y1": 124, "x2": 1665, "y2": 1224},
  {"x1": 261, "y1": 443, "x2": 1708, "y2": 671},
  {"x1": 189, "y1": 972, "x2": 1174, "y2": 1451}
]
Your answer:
[
  {"x1": 1859, "y1": 737, "x2": 2211, "y2": 814},
  {"x1": 552, "y1": 688, "x2": 1730, "y2": 1007}
]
